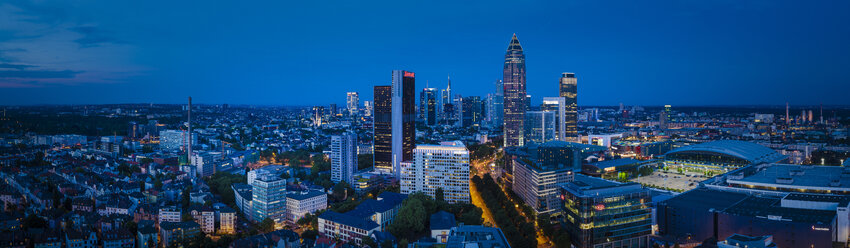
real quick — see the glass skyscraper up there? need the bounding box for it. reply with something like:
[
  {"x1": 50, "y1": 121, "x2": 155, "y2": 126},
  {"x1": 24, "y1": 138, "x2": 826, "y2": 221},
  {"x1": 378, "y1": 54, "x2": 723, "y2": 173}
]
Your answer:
[
  {"x1": 503, "y1": 34, "x2": 526, "y2": 147},
  {"x1": 419, "y1": 88, "x2": 437, "y2": 126},
  {"x1": 559, "y1": 73, "x2": 578, "y2": 142},
  {"x1": 373, "y1": 85, "x2": 392, "y2": 172},
  {"x1": 391, "y1": 70, "x2": 415, "y2": 177}
]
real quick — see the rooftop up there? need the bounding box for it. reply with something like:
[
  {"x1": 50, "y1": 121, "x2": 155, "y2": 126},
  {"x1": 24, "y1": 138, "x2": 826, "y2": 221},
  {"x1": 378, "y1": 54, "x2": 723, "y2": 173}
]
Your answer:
[
  {"x1": 727, "y1": 164, "x2": 850, "y2": 191},
  {"x1": 286, "y1": 190, "x2": 325, "y2": 201},
  {"x1": 587, "y1": 158, "x2": 643, "y2": 170},
  {"x1": 665, "y1": 140, "x2": 786, "y2": 164}
]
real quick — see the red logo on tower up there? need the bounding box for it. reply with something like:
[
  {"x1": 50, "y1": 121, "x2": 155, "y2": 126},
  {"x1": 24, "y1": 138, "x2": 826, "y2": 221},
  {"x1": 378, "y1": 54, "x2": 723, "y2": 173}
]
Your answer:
[{"x1": 404, "y1": 71, "x2": 415, "y2": 78}]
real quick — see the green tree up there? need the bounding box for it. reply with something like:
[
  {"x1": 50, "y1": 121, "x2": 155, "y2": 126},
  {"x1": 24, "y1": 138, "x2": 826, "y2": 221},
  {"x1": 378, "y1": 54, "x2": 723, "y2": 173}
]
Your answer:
[
  {"x1": 357, "y1": 154, "x2": 373, "y2": 170},
  {"x1": 259, "y1": 218, "x2": 276, "y2": 233},
  {"x1": 362, "y1": 237, "x2": 378, "y2": 248},
  {"x1": 388, "y1": 197, "x2": 427, "y2": 240},
  {"x1": 435, "y1": 187, "x2": 445, "y2": 203}
]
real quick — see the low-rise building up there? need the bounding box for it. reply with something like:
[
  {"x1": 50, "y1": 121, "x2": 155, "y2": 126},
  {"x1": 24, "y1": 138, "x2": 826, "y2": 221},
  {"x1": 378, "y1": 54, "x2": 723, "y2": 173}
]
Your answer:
[{"x1": 285, "y1": 190, "x2": 327, "y2": 223}]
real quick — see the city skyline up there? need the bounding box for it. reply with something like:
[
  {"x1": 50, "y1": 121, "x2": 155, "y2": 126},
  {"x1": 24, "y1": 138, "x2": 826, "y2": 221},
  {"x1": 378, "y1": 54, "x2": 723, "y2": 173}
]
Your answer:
[{"x1": 0, "y1": 1, "x2": 848, "y2": 106}]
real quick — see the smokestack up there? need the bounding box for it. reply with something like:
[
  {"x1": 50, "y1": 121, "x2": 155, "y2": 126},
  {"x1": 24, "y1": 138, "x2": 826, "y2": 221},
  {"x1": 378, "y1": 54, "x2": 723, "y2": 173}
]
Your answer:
[
  {"x1": 820, "y1": 103, "x2": 824, "y2": 124},
  {"x1": 785, "y1": 102, "x2": 789, "y2": 125},
  {"x1": 188, "y1": 97, "x2": 193, "y2": 169}
]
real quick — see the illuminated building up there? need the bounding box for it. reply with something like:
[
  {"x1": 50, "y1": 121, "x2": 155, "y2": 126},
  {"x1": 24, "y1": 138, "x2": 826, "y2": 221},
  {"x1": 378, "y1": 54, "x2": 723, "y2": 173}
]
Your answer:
[
  {"x1": 503, "y1": 34, "x2": 526, "y2": 147},
  {"x1": 524, "y1": 111, "x2": 556, "y2": 143},
  {"x1": 251, "y1": 174, "x2": 287, "y2": 229},
  {"x1": 560, "y1": 174, "x2": 651, "y2": 248},
  {"x1": 461, "y1": 96, "x2": 483, "y2": 127},
  {"x1": 663, "y1": 140, "x2": 786, "y2": 173},
  {"x1": 285, "y1": 190, "x2": 327, "y2": 224},
  {"x1": 331, "y1": 132, "x2": 357, "y2": 184},
  {"x1": 541, "y1": 97, "x2": 566, "y2": 141},
  {"x1": 420, "y1": 88, "x2": 437, "y2": 125},
  {"x1": 559, "y1": 73, "x2": 578, "y2": 142},
  {"x1": 346, "y1": 92, "x2": 359, "y2": 116},
  {"x1": 391, "y1": 70, "x2": 416, "y2": 177},
  {"x1": 400, "y1": 141, "x2": 470, "y2": 204},
  {"x1": 373, "y1": 85, "x2": 392, "y2": 172},
  {"x1": 159, "y1": 130, "x2": 197, "y2": 152},
  {"x1": 486, "y1": 80, "x2": 504, "y2": 129},
  {"x1": 508, "y1": 141, "x2": 604, "y2": 215},
  {"x1": 439, "y1": 75, "x2": 452, "y2": 122}
]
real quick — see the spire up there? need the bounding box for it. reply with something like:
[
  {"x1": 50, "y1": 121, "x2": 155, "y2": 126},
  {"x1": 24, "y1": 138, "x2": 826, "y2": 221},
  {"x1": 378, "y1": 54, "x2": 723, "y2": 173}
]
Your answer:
[
  {"x1": 447, "y1": 74, "x2": 451, "y2": 91},
  {"x1": 508, "y1": 33, "x2": 523, "y2": 52}
]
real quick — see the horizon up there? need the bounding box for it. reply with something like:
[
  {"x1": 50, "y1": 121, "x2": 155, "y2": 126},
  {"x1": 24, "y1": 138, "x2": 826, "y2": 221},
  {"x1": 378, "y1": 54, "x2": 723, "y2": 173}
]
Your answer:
[{"x1": 0, "y1": 0, "x2": 848, "y2": 106}]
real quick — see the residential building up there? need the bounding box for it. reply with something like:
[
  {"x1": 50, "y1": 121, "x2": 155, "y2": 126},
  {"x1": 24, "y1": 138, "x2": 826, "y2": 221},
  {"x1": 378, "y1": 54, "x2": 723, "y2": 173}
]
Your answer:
[
  {"x1": 217, "y1": 206, "x2": 237, "y2": 235},
  {"x1": 400, "y1": 141, "x2": 470, "y2": 203},
  {"x1": 331, "y1": 132, "x2": 357, "y2": 184},
  {"x1": 189, "y1": 206, "x2": 215, "y2": 234},
  {"x1": 160, "y1": 221, "x2": 201, "y2": 248},
  {"x1": 101, "y1": 229, "x2": 134, "y2": 248},
  {"x1": 157, "y1": 206, "x2": 181, "y2": 227}
]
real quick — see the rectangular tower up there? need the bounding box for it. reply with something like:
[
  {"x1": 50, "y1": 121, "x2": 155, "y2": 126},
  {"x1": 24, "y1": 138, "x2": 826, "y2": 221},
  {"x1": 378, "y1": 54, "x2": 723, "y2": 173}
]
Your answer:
[
  {"x1": 331, "y1": 132, "x2": 357, "y2": 184},
  {"x1": 346, "y1": 92, "x2": 359, "y2": 116},
  {"x1": 400, "y1": 141, "x2": 470, "y2": 203},
  {"x1": 373, "y1": 86, "x2": 392, "y2": 172},
  {"x1": 559, "y1": 73, "x2": 578, "y2": 142},
  {"x1": 391, "y1": 70, "x2": 416, "y2": 177}
]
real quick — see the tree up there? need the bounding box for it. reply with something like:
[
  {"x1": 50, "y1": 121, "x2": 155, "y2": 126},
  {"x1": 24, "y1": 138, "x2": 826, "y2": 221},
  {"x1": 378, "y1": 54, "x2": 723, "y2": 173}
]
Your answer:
[
  {"x1": 435, "y1": 187, "x2": 445, "y2": 203},
  {"x1": 181, "y1": 186, "x2": 193, "y2": 208},
  {"x1": 357, "y1": 154, "x2": 373, "y2": 170},
  {"x1": 362, "y1": 237, "x2": 378, "y2": 248},
  {"x1": 399, "y1": 239, "x2": 409, "y2": 248},
  {"x1": 259, "y1": 218, "x2": 276, "y2": 233},
  {"x1": 555, "y1": 233, "x2": 571, "y2": 248},
  {"x1": 63, "y1": 198, "x2": 72, "y2": 211},
  {"x1": 388, "y1": 197, "x2": 427, "y2": 240},
  {"x1": 124, "y1": 221, "x2": 138, "y2": 235},
  {"x1": 381, "y1": 240, "x2": 393, "y2": 248},
  {"x1": 301, "y1": 229, "x2": 319, "y2": 240},
  {"x1": 332, "y1": 181, "x2": 352, "y2": 202}
]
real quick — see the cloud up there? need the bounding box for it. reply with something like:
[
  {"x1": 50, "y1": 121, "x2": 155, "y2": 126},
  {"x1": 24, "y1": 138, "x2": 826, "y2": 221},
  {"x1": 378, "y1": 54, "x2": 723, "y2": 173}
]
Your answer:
[
  {"x1": 69, "y1": 25, "x2": 125, "y2": 48},
  {"x1": 0, "y1": 63, "x2": 34, "y2": 70},
  {"x1": 0, "y1": 69, "x2": 81, "y2": 79}
]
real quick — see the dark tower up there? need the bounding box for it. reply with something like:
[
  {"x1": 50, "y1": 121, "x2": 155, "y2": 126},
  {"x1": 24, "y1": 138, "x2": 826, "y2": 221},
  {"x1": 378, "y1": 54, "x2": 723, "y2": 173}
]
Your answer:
[
  {"x1": 373, "y1": 86, "x2": 392, "y2": 172},
  {"x1": 503, "y1": 34, "x2": 526, "y2": 147}
]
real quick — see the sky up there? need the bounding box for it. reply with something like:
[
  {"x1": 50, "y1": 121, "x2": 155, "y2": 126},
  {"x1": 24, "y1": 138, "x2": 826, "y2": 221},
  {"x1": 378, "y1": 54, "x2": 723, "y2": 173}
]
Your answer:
[{"x1": 0, "y1": 0, "x2": 848, "y2": 106}]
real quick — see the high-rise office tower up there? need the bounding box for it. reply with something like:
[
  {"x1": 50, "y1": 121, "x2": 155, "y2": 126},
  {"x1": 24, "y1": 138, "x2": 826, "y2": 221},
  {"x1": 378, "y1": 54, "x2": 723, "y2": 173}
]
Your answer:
[
  {"x1": 559, "y1": 73, "x2": 578, "y2": 142},
  {"x1": 419, "y1": 88, "x2": 437, "y2": 126},
  {"x1": 331, "y1": 132, "x2": 357, "y2": 184},
  {"x1": 251, "y1": 174, "x2": 287, "y2": 229},
  {"x1": 400, "y1": 141, "x2": 470, "y2": 204},
  {"x1": 373, "y1": 86, "x2": 393, "y2": 172},
  {"x1": 440, "y1": 76, "x2": 452, "y2": 121},
  {"x1": 503, "y1": 34, "x2": 527, "y2": 147},
  {"x1": 462, "y1": 96, "x2": 484, "y2": 127},
  {"x1": 525, "y1": 111, "x2": 556, "y2": 143},
  {"x1": 486, "y1": 80, "x2": 504, "y2": 129},
  {"x1": 346, "y1": 92, "x2": 359, "y2": 116},
  {"x1": 364, "y1": 101, "x2": 372, "y2": 117},
  {"x1": 541, "y1": 97, "x2": 566, "y2": 141},
  {"x1": 526, "y1": 95, "x2": 532, "y2": 111},
  {"x1": 312, "y1": 106, "x2": 324, "y2": 127},
  {"x1": 391, "y1": 70, "x2": 416, "y2": 177}
]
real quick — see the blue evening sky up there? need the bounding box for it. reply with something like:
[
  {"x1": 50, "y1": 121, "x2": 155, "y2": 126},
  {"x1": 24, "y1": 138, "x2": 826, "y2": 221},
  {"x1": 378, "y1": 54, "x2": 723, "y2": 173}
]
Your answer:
[{"x1": 0, "y1": 0, "x2": 848, "y2": 106}]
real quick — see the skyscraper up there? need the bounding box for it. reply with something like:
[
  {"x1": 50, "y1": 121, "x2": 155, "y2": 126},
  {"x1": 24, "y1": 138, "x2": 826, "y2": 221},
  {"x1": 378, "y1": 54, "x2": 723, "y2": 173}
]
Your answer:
[
  {"x1": 486, "y1": 80, "x2": 504, "y2": 129},
  {"x1": 559, "y1": 73, "x2": 578, "y2": 142},
  {"x1": 331, "y1": 132, "x2": 357, "y2": 184},
  {"x1": 439, "y1": 75, "x2": 452, "y2": 122},
  {"x1": 503, "y1": 34, "x2": 527, "y2": 147},
  {"x1": 541, "y1": 97, "x2": 566, "y2": 141},
  {"x1": 524, "y1": 111, "x2": 556, "y2": 143},
  {"x1": 364, "y1": 101, "x2": 372, "y2": 117},
  {"x1": 400, "y1": 141, "x2": 470, "y2": 204},
  {"x1": 391, "y1": 70, "x2": 416, "y2": 177},
  {"x1": 419, "y1": 88, "x2": 437, "y2": 126},
  {"x1": 346, "y1": 92, "x2": 359, "y2": 116},
  {"x1": 462, "y1": 96, "x2": 484, "y2": 127},
  {"x1": 373, "y1": 86, "x2": 392, "y2": 172}
]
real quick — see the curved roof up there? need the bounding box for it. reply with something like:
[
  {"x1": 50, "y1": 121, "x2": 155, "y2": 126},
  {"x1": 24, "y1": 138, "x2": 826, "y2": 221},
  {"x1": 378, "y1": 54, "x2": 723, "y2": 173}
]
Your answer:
[{"x1": 665, "y1": 140, "x2": 785, "y2": 164}]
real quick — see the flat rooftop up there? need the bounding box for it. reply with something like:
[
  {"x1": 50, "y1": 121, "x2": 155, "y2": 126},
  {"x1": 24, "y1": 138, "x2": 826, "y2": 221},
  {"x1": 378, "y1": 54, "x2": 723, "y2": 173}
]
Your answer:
[{"x1": 727, "y1": 164, "x2": 850, "y2": 191}]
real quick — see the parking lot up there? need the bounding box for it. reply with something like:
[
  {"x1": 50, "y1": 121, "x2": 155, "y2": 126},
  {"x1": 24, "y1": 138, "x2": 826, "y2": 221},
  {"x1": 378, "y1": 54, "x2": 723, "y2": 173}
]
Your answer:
[{"x1": 630, "y1": 170, "x2": 707, "y2": 192}]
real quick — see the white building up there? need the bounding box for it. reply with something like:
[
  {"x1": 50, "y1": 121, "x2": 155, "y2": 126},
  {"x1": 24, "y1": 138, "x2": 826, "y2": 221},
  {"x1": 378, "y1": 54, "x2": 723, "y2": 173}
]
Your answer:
[
  {"x1": 159, "y1": 130, "x2": 197, "y2": 151},
  {"x1": 285, "y1": 190, "x2": 328, "y2": 223},
  {"x1": 400, "y1": 141, "x2": 470, "y2": 203},
  {"x1": 217, "y1": 206, "x2": 237, "y2": 235},
  {"x1": 331, "y1": 132, "x2": 357, "y2": 184},
  {"x1": 541, "y1": 97, "x2": 566, "y2": 141},
  {"x1": 247, "y1": 165, "x2": 287, "y2": 185},
  {"x1": 189, "y1": 206, "x2": 215, "y2": 234}
]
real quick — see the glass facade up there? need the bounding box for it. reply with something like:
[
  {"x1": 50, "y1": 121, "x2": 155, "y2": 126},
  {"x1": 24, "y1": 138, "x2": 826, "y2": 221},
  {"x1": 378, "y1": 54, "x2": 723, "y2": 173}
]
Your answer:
[
  {"x1": 373, "y1": 85, "x2": 392, "y2": 172},
  {"x1": 561, "y1": 181, "x2": 651, "y2": 248},
  {"x1": 559, "y1": 73, "x2": 578, "y2": 142},
  {"x1": 503, "y1": 34, "x2": 526, "y2": 147}
]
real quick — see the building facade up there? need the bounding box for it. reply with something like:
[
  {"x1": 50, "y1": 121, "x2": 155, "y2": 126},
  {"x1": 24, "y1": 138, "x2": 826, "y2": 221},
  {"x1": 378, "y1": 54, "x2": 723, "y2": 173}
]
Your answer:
[
  {"x1": 503, "y1": 34, "x2": 527, "y2": 147},
  {"x1": 560, "y1": 175, "x2": 652, "y2": 248},
  {"x1": 559, "y1": 73, "x2": 578, "y2": 142},
  {"x1": 524, "y1": 111, "x2": 556, "y2": 144},
  {"x1": 541, "y1": 97, "x2": 566, "y2": 141},
  {"x1": 420, "y1": 88, "x2": 437, "y2": 126},
  {"x1": 251, "y1": 175, "x2": 287, "y2": 229},
  {"x1": 400, "y1": 141, "x2": 470, "y2": 203},
  {"x1": 331, "y1": 132, "x2": 357, "y2": 184},
  {"x1": 346, "y1": 92, "x2": 359, "y2": 116},
  {"x1": 286, "y1": 190, "x2": 328, "y2": 223},
  {"x1": 391, "y1": 70, "x2": 416, "y2": 177},
  {"x1": 373, "y1": 85, "x2": 393, "y2": 173}
]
